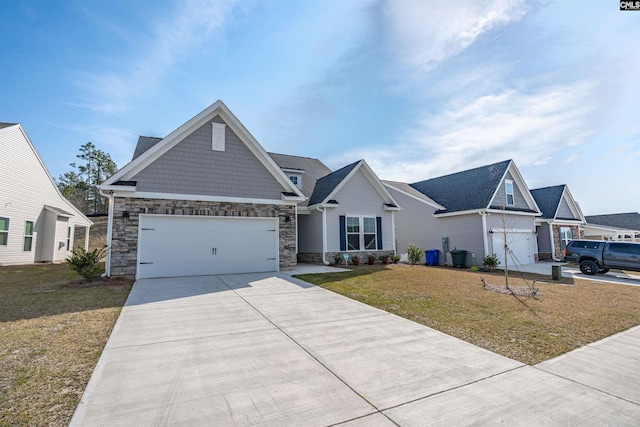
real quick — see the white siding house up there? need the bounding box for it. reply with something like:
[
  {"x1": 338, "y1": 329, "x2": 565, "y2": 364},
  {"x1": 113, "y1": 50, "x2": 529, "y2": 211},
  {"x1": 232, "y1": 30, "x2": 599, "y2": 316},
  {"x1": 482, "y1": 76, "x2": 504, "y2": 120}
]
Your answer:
[{"x1": 0, "y1": 123, "x2": 92, "y2": 266}]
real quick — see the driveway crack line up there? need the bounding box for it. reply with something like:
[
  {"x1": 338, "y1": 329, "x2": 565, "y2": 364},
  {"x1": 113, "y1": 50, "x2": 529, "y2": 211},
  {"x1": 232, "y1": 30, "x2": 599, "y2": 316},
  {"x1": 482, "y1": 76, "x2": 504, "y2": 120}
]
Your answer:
[{"x1": 216, "y1": 275, "x2": 401, "y2": 427}]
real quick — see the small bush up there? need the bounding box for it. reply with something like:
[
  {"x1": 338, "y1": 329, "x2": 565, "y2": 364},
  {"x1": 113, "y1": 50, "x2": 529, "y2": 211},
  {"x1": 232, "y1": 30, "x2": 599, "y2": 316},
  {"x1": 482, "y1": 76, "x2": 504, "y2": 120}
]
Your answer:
[
  {"x1": 67, "y1": 247, "x2": 107, "y2": 282},
  {"x1": 392, "y1": 255, "x2": 401, "y2": 264},
  {"x1": 407, "y1": 244, "x2": 423, "y2": 265},
  {"x1": 333, "y1": 253, "x2": 344, "y2": 265},
  {"x1": 351, "y1": 255, "x2": 360, "y2": 265},
  {"x1": 483, "y1": 254, "x2": 499, "y2": 271}
]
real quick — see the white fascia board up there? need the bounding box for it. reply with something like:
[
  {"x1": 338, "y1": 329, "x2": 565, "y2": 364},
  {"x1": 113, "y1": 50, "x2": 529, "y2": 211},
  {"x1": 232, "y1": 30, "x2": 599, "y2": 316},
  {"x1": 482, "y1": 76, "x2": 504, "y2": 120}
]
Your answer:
[
  {"x1": 384, "y1": 205, "x2": 402, "y2": 211},
  {"x1": 383, "y1": 182, "x2": 445, "y2": 210},
  {"x1": 106, "y1": 190, "x2": 294, "y2": 206},
  {"x1": 434, "y1": 209, "x2": 482, "y2": 218},
  {"x1": 101, "y1": 100, "x2": 305, "y2": 199},
  {"x1": 99, "y1": 184, "x2": 137, "y2": 193},
  {"x1": 487, "y1": 160, "x2": 541, "y2": 214},
  {"x1": 282, "y1": 168, "x2": 305, "y2": 174},
  {"x1": 281, "y1": 193, "x2": 306, "y2": 202},
  {"x1": 584, "y1": 224, "x2": 638, "y2": 233},
  {"x1": 486, "y1": 208, "x2": 540, "y2": 217},
  {"x1": 490, "y1": 228, "x2": 534, "y2": 233}
]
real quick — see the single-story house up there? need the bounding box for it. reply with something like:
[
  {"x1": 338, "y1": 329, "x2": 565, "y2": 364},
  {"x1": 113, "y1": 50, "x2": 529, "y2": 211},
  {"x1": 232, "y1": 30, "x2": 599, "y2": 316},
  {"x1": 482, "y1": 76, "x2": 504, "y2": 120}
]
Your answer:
[
  {"x1": 98, "y1": 100, "x2": 398, "y2": 279},
  {"x1": 384, "y1": 159, "x2": 542, "y2": 268},
  {"x1": 0, "y1": 123, "x2": 92, "y2": 266},
  {"x1": 269, "y1": 153, "x2": 399, "y2": 265},
  {"x1": 530, "y1": 184, "x2": 586, "y2": 261},
  {"x1": 583, "y1": 213, "x2": 640, "y2": 242}
]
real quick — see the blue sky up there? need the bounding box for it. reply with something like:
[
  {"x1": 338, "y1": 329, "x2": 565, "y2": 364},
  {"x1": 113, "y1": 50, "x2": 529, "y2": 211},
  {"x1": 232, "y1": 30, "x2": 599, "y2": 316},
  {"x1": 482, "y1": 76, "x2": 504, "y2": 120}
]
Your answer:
[{"x1": 1, "y1": 0, "x2": 638, "y2": 215}]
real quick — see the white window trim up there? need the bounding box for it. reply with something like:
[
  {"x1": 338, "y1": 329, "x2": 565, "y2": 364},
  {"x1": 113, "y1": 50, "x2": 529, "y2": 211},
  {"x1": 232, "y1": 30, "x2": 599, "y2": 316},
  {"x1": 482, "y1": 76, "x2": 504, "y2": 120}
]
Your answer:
[
  {"x1": 0, "y1": 216, "x2": 9, "y2": 246},
  {"x1": 67, "y1": 227, "x2": 72, "y2": 251},
  {"x1": 211, "y1": 122, "x2": 226, "y2": 151},
  {"x1": 560, "y1": 226, "x2": 573, "y2": 250},
  {"x1": 346, "y1": 215, "x2": 377, "y2": 251},
  {"x1": 505, "y1": 179, "x2": 514, "y2": 206},
  {"x1": 289, "y1": 175, "x2": 301, "y2": 188},
  {"x1": 23, "y1": 220, "x2": 34, "y2": 252}
]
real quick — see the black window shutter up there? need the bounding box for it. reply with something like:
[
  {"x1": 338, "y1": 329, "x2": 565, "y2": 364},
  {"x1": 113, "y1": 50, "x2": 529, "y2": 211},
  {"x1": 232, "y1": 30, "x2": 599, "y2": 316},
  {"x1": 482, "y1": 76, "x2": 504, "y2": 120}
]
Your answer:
[
  {"x1": 376, "y1": 216, "x2": 383, "y2": 250},
  {"x1": 339, "y1": 215, "x2": 346, "y2": 251}
]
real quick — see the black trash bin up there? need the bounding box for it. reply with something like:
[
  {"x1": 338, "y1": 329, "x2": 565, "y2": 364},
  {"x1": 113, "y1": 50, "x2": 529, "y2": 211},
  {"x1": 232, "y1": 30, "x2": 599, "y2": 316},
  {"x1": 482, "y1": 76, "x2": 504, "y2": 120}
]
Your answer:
[{"x1": 450, "y1": 249, "x2": 467, "y2": 268}]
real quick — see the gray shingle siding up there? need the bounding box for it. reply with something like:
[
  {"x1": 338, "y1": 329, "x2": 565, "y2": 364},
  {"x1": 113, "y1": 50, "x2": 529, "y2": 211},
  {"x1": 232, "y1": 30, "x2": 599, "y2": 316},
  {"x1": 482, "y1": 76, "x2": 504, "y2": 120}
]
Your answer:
[
  {"x1": 491, "y1": 172, "x2": 531, "y2": 211},
  {"x1": 131, "y1": 116, "x2": 284, "y2": 199},
  {"x1": 556, "y1": 197, "x2": 577, "y2": 220}
]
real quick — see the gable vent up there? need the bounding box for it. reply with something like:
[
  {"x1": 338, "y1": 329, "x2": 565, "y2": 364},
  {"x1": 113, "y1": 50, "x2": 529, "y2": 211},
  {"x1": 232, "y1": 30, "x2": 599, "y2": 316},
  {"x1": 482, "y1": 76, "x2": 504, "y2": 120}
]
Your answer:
[{"x1": 212, "y1": 123, "x2": 226, "y2": 152}]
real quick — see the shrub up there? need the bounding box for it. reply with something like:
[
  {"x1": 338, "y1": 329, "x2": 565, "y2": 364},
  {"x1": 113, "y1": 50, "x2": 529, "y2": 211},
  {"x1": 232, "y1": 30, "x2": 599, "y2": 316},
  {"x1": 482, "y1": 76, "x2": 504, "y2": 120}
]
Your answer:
[
  {"x1": 367, "y1": 254, "x2": 376, "y2": 264},
  {"x1": 333, "y1": 253, "x2": 344, "y2": 265},
  {"x1": 483, "y1": 254, "x2": 499, "y2": 271},
  {"x1": 67, "y1": 247, "x2": 108, "y2": 282},
  {"x1": 351, "y1": 255, "x2": 360, "y2": 265},
  {"x1": 392, "y1": 255, "x2": 401, "y2": 264},
  {"x1": 407, "y1": 244, "x2": 423, "y2": 265}
]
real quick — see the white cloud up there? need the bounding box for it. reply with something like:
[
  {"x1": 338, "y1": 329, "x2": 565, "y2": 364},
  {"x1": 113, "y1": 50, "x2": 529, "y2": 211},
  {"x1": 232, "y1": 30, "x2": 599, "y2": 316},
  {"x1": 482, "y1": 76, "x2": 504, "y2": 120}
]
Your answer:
[
  {"x1": 71, "y1": 0, "x2": 236, "y2": 114},
  {"x1": 565, "y1": 154, "x2": 580, "y2": 164},
  {"x1": 383, "y1": 0, "x2": 529, "y2": 70},
  {"x1": 350, "y1": 79, "x2": 599, "y2": 182}
]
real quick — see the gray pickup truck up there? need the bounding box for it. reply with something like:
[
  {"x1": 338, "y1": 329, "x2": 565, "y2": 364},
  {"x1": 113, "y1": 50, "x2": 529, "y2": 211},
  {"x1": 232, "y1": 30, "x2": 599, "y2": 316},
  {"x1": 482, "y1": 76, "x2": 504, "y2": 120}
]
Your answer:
[{"x1": 563, "y1": 240, "x2": 640, "y2": 275}]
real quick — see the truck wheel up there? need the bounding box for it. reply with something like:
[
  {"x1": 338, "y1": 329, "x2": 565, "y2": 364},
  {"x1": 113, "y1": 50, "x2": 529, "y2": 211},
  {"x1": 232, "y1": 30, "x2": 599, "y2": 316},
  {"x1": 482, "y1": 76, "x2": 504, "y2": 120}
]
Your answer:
[
  {"x1": 580, "y1": 260, "x2": 598, "y2": 275},
  {"x1": 599, "y1": 268, "x2": 610, "y2": 274}
]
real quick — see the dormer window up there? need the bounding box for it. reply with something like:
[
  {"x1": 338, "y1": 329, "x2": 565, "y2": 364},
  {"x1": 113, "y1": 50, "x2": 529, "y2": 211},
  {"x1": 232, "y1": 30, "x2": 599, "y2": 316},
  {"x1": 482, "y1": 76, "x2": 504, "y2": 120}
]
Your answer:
[
  {"x1": 505, "y1": 180, "x2": 514, "y2": 206},
  {"x1": 289, "y1": 175, "x2": 299, "y2": 187},
  {"x1": 283, "y1": 168, "x2": 303, "y2": 189}
]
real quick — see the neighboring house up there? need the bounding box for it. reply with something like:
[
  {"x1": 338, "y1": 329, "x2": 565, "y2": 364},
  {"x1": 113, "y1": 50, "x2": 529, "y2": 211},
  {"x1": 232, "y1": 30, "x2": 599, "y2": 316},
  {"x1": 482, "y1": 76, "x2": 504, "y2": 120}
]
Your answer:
[
  {"x1": 0, "y1": 123, "x2": 92, "y2": 266},
  {"x1": 98, "y1": 101, "x2": 307, "y2": 279},
  {"x1": 384, "y1": 160, "x2": 542, "y2": 267},
  {"x1": 583, "y1": 213, "x2": 640, "y2": 242},
  {"x1": 269, "y1": 153, "x2": 400, "y2": 264},
  {"x1": 530, "y1": 185, "x2": 586, "y2": 261}
]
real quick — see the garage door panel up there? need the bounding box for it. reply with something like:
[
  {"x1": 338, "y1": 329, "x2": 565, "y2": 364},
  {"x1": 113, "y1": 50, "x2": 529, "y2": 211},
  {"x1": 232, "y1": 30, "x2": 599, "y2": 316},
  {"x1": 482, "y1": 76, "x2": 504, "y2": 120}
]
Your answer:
[
  {"x1": 138, "y1": 215, "x2": 278, "y2": 279},
  {"x1": 492, "y1": 232, "x2": 533, "y2": 266}
]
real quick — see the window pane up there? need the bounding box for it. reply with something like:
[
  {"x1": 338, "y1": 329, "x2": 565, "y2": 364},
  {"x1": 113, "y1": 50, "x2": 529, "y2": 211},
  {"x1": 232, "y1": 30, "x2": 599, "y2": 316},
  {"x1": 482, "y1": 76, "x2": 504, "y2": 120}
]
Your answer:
[
  {"x1": 363, "y1": 217, "x2": 376, "y2": 233},
  {"x1": 25, "y1": 221, "x2": 34, "y2": 236},
  {"x1": 609, "y1": 243, "x2": 628, "y2": 253},
  {"x1": 0, "y1": 217, "x2": 8, "y2": 231},
  {"x1": 24, "y1": 236, "x2": 32, "y2": 252},
  {"x1": 0, "y1": 232, "x2": 7, "y2": 246},
  {"x1": 505, "y1": 181, "x2": 513, "y2": 194},
  {"x1": 347, "y1": 234, "x2": 360, "y2": 250},
  {"x1": 346, "y1": 217, "x2": 359, "y2": 233},
  {"x1": 364, "y1": 233, "x2": 376, "y2": 250}
]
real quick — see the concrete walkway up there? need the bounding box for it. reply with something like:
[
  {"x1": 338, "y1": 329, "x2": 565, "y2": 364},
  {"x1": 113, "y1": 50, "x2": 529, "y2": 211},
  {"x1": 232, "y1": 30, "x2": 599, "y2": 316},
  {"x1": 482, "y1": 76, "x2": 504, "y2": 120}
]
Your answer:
[{"x1": 71, "y1": 273, "x2": 640, "y2": 426}]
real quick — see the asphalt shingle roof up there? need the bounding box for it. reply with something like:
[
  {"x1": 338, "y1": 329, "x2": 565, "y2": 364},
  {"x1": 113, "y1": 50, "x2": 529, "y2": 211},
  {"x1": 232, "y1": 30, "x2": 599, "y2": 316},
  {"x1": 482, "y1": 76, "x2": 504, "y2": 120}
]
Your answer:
[
  {"x1": 410, "y1": 160, "x2": 512, "y2": 214},
  {"x1": 308, "y1": 160, "x2": 360, "y2": 206},
  {"x1": 132, "y1": 136, "x2": 162, "y2": 160},
  {"x1": 0, "y1": 122, "x2": 18, "y2": 129},
  {"x1": 383, "y1": 180, "x2": 442, "y2": 208},
  {"x1": 530, "y1": 185, "x2": 566, "y2": 219},
  {"x1": 585, "y1": 213, "x2": 640, "y2": 230},
  {"x1": 268, "y1": 153, "x2": 332, "y2": 205}
]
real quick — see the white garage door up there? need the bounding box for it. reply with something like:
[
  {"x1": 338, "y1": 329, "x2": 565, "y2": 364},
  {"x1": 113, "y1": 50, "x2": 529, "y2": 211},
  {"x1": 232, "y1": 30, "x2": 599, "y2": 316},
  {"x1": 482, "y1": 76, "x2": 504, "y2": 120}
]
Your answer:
[
  {"x1": 137, "y1": 215, "x2": 279, "y2": 279},
  {"x1": 491, "y1": 232, "x2": 534, "y2": 267}
]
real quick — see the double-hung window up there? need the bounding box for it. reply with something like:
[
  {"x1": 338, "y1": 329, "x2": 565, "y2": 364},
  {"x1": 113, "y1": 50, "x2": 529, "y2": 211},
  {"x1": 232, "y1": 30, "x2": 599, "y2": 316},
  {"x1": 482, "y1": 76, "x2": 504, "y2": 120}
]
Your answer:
[
  {"x1": 24, "y1": 221, "x2": 34, "y2": 252},
  {"x1": 0, "y1": 217, "x2": 9, "y2": 246},
  {"x1": 505, "y1": 180, "x2": 514, "y2": 206},
  {"x1": 363, "y1": 217, "x2": 377, "y2": 250},
  {"x1": 67, "y1": 227, "x2": 72, "y2": 250},
  {"x1": 346, "y1": 216, "x2": 377, "y2": 251},
  {"x1": 346, "y1": 217, "x2": 360, "y2": 250}
]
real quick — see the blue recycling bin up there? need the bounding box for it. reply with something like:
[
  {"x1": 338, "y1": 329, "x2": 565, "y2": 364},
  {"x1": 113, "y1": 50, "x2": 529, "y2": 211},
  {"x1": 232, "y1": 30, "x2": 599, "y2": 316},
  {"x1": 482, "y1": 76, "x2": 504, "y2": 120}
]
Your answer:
[{"x1": 425, "y1": 249, "x2": 440, "y2": 266}]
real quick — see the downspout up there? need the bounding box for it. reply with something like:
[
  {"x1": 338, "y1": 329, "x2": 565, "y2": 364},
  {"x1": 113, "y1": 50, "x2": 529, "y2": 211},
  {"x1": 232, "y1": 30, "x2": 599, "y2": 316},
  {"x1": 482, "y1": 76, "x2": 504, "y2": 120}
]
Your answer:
[
  {"x1": 391, "y1": 211, "x2": 397, "y2": 256},
  {"x1": 480, "y1": 211, "x2": 489, "y2": 257},
  {"x1": 317, "y1": 206, "x2": 329, "y2": 265},
  {"x1": 295, "y1": 204, "x2": 298, "y2": 255},
  {"x1": 100, "y1": 190, "x2": 115, "y2": 277},
  {"x1": 548, "y1": 221, "x2": 557, "y2": 261}
]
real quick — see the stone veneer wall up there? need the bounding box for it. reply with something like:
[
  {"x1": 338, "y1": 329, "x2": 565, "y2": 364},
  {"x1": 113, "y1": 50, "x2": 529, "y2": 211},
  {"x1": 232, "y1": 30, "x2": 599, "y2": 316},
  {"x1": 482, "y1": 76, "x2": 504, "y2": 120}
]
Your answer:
[
  {"x1": 110, "y1": 197, "x2": 296, "y2": 277},
  {"x1": 552, "y1": 224, "x2": 582, "y2": 261},
  {"x1": 299, "y1": 250, "x2": 395, "y2": 265}
]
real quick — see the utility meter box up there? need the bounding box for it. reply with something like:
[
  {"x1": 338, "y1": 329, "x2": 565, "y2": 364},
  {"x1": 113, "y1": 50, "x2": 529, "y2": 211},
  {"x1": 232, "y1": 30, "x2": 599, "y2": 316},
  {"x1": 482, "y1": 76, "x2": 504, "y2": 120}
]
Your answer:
[{"x1": 442, "y1": 237, "x2": 449, "y2": 253}]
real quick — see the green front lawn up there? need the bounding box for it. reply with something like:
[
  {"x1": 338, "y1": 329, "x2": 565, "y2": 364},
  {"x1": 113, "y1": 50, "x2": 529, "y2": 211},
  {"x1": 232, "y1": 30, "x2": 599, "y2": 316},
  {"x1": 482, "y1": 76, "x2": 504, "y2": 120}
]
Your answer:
[
  {"x1": 296, "y1": 265, "x2": 640, "y2": 365},
  {"x1": 0, "y1": 263, "x2": 132, "y2": 426}
]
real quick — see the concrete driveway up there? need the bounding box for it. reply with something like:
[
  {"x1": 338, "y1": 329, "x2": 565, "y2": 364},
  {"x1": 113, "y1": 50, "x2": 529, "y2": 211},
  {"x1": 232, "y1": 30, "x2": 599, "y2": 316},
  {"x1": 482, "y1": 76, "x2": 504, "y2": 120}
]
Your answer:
[
  {"x1": 512, "y1": 262, "x2": 640, "y2": 286},
  {"x1": 71, "y1": 272, "x2": 640, "y2": 426}
]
